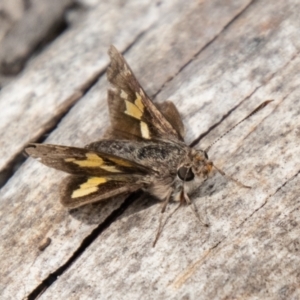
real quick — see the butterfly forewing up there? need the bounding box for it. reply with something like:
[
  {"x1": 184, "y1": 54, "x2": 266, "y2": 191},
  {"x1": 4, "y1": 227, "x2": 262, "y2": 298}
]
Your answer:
[
  {"x1": 25, "y1": 144, "x2": 151, "y2": 176},
  {"x1": 107, "y1": 45, "x2": 182, "y2": 141}
]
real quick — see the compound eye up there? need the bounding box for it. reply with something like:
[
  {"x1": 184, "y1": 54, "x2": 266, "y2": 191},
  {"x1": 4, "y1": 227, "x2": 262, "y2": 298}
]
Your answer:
[{"x1": 177, "y1": 167, "x2": 195, "y2": 181}]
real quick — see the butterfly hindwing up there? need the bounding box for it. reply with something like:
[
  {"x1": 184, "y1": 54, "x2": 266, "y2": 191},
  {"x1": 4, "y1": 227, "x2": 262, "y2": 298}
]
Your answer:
[
  {"x1": 60, "y1": 175, "x2": 142, "y2": 208},
  {"x1": 107, "y1": 45, "x2": 182, "y2": 141},
  {"x1": 155, "y1": 101, "x2": 185, "y2": 140}
]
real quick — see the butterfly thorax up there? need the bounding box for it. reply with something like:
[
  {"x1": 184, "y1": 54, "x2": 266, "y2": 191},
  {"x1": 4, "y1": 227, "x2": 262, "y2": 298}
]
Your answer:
[{"x1": 86, "y1": 139, "x2": 187, "y2": 175}]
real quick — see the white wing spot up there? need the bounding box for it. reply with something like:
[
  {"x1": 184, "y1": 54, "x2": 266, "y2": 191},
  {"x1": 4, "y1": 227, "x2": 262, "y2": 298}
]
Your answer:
[
  {"x1": 123, "y1": 64, "x2": 131, "y2": 76},
  {"x1": 120, "y1": 90, "x2": 128, "y2": 100},
  {"x1": 140, "y1": 121, "x2": 150, "y2": 139}
]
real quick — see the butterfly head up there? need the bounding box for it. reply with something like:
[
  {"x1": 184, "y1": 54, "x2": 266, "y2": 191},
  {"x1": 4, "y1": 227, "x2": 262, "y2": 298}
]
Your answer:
[{"x1": 173, "y1": 148, "x2": 213, "y2": 202}]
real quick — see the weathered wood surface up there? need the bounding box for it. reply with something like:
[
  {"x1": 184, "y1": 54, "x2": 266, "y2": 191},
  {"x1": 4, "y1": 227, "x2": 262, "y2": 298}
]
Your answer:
[
  {"x1": 0, "y1": 0, "x2": 74, "y2": 75},
  {"x1": 0, "y1": 0, "x2": 173, "y2": 174},
  {"x1": 1, "y1": 0, "x2": 300, "y2": 299}
]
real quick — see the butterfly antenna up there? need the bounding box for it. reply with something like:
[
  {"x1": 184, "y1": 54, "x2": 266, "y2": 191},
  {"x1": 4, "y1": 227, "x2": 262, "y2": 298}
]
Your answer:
[
  {"x1": 205, "y1": 100, "x2": 273, "y2": 153},
  {"x1": 213, "y1": 163, "x2": 251, "y2": 189},
  {"x1": 188, "y1": 196, "x2": 209, "y2": 226}
]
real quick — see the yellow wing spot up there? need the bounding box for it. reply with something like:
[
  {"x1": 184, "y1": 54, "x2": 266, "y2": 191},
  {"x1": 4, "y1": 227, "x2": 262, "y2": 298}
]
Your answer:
[
  {"x1": 99, "y1": 165, "x2": 121, "y2": 173},
  {"x1": 109, "y1": 157, "x2": 132, "y2": 167},
  {"x1": 66, "y1": 153, "x2": 104, "y2": 167},
  {"x1": 134, "y1": 93, "x2": 144, "y2": 112},
  {"x1": 72, "y1": 186, "x2": 98, "y2": 198},
  {"x1": 140, "y1": 121, "x2": 150, "y2": 139},
  {"x1": 86, "y1": 153, "x2": 103, "y2": 162},
  {"x1": 66, "y1": 153, "x2": 122, "y2": 172},
  {"x1": 80, "y1": 177, "x2": 107, "y2": 187},
  {"x1": 124, "y1": 93, "x2": 144, "y2": 120},
  {"x1": 71, "y1": 177, "x2": 107, "y2": 198},
  {"x1": 125, "y1": 100, "x2": 143, "y2": 120},
  {"x1": 120, "y1": 90, "x2": 128, "y2": 100}
]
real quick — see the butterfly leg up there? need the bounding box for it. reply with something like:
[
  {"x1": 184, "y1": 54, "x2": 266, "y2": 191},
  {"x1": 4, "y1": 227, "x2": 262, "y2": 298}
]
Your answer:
[
  {"x1": 153, "y1": 191, "x2": 175, "y2": 247},
  {"x1": 160, "y1": 191, "x2": 172, "y2": 213},
  {"x1": 182, "y1": 189, "x2": 209, "y2": 227}
]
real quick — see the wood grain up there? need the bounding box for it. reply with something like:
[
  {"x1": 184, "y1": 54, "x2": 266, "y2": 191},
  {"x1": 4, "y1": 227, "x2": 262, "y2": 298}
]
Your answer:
[
  {"x1": 0, "y1": 0, "x2": 171, "y2": 173},
  {"x1": 0, "y1": 0, "x2": 74, "y2": 75},
  {"x1": 1, "y1": 0, "x2": 300, "y2": 299}
]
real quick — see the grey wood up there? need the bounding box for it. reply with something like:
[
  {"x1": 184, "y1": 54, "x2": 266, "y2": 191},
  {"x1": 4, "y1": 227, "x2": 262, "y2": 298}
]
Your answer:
[
  {"x1": 1, "y1": 0, "x2": 300, "y2": 299},
  {"x1": 0, "y1": 0, "x2": 179, "y2": 173}
]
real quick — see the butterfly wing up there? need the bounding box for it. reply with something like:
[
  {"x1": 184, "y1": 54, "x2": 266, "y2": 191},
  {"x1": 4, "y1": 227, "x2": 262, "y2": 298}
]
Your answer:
[
  {"x1": 107, "y1": 45, "x2": 184, "y2": 141},
  {"x1": 155, "y1": 101, "x2": 185, "y2": 140},
  {"x1": 60, "y1": 175, "x2": 141, "y2": 208},
  {"x1": 25, "y1": 144, "x2": 150, "y2": 208},
  {"x1": 25, "y1": 144, "x2": 151, "y2": 176}
]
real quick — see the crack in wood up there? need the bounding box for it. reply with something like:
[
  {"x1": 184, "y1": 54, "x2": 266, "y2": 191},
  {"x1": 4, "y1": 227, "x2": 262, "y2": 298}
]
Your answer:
[
  {"x1": 238, "y1": 169, "x2": 300, "y2": 230},
  {"x1": 172, "y1": 239, "x2": 223, "y2": 289},
  {"x1": 189, "y1": 85, "x2": 261, "y2": 148},
  {"x1": 0, "y1": 0, "x2": 264, "y2": 189},
  {"x1": 189, "y1": 39, "x2": 300, "y2": 150},
  {"x1": 152, "y1": 0, "x2": 257, "y2": 100},
  {"x1": 171, "y1": 170, "x2": 300, "y2": 290},
  {"x1": 26, "y1": 191, "x2": 142, "y2": 300},
  {"x1": 0, "y1": 28, "x2": 150, "y2": 190}
]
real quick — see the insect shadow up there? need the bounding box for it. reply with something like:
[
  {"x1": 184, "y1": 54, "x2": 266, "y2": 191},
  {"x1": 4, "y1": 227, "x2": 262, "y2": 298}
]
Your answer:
[{"x1": 68, "y1": 170, "x2": 227, "y2": 227}]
